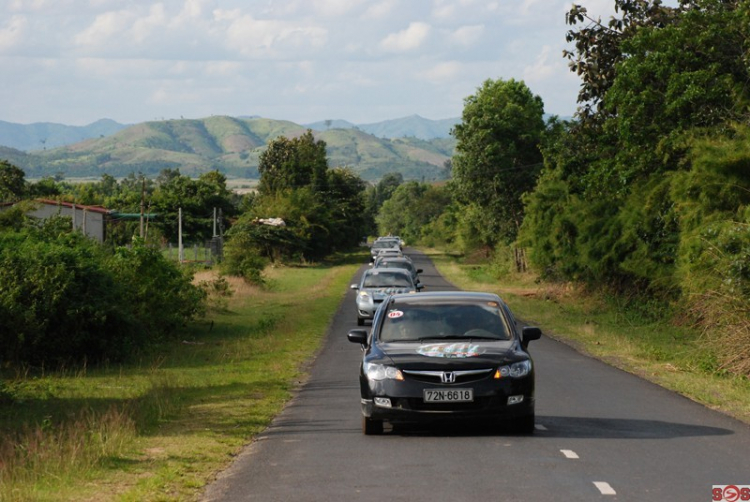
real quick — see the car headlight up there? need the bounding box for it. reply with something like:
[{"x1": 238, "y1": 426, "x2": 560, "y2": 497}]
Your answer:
[
  {"x1": 358, "y1": 291, "x2": 370, "y2": 299},
  {"x1": 494, "y1": 360, "x2": 532, "y2": 379},
  {"x1": 364, "y1": 362, "x2": 404, "y2": 381}
]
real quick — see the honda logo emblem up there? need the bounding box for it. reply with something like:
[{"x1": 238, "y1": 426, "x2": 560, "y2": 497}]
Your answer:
[{"x1": 441, "y1": 372, "x2": 456, "y2": 384}]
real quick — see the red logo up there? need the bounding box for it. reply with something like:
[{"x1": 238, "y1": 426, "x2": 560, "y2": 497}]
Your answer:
[{"x1": 713, "y1": 485, "x2": 750, "y2": 502}]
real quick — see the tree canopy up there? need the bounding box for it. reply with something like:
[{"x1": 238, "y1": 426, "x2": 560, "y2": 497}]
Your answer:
[{"x1": 450, "y1": 78, "x2": 546, "y2": 246}]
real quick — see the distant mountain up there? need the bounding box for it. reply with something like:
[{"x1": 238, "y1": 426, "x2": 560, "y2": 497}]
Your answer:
[
  {"x1": 304, "y1": 119, "x2": 357, "y2": 131},
  {"x1": 359, "y1": 115, "x2": 459, "y2": 140},
  {"x1": 0, "y1": 119, "x2": 128, "y2": 151},
  {"x1": 305, "y1": 115, "x2": 459, "y2": 140},
  {"x1": 5, "y1": 116, "x2": 453, "y2": 182}
]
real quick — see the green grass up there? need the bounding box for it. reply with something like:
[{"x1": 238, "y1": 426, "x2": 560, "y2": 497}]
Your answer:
[
  {"x1": 423, "y1": 248, "x2": 750, "y2": 425},
  {"x1": 0, "y1": 258, "x2": 361, "y2": 501}
]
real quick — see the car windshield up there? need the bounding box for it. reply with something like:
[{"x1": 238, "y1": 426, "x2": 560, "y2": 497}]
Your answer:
[
  {"x1": 362, "y1": 271, "x2": 412, "y2": 288},
  {"x1": 379, "y1": 303, "x2": 510, "y2": 342},
  {"x1": 378, "y1": 262, "x2": 413, "y2": 273},
  {"x1": 373, "y1": 240, "x2": 398, "y2": 249}
]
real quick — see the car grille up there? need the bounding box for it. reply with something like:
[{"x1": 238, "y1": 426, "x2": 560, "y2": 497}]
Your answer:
[
  {"x1": 396, "y1": 396, "x2": 505, "y2": 412},
  {"x1": 402, "y1": 368, "x2": 494, "y2": 385}
]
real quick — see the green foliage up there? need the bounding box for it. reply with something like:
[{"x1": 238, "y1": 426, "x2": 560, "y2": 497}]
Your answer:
[
  {"x1": 227, "y1": 137, "x2": 369, "y2": 265},
  {"x1": 150, "y1": 169, "x2": 236, "y2": 243},
  {"x1": 257, "y1": 130, "x2": 328, "y2": 195},
  {"x1": 564, "y1": 0, "x2": 680, "y2": 119},
  {"x1": 450, "y1": 78, "x2": 546, "y2": 246},
  {"x1": 376, "y1": 181, "x2": 451, "y2": 246},
  {"x1": 520, "y1": 1, "x2": 750, "y2": 374},
  {"x1": 0, "y1": 220, "x2": 205, "y2": 366},
  {"x1": 673, "y1": 126, "x2": 750, "y2": 298},
  {"x1": 0, "y1": 160, "x2": 27, "y2": 202}
]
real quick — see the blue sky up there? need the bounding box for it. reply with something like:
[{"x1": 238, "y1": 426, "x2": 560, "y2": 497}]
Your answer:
[{"x1": 1, "y1": 0, "x2": 631, "y2": 126}]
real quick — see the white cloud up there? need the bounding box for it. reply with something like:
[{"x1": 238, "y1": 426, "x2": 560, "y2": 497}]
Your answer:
[
  {"x1": 7, "y1": 0, "x2": 61, "y2": 12},
  {"x1": 448, "y1": 25, "x2": 483, "y2": 47},
  {"x1": 519, "y1": 0, "x2": 543, "y2": 15},
  {"x1": 218, "y1": 11, "x2": 327, "y2": 58},
  {"x1": 74, "y1": 9, "x2": 134, "y2": 48},
  {"x1": 421, "y1": 61, "x2": 462, "y2": 82},
  {"x1": 0, "y1": 15, "x2": 27, "y2": 52},
  {"x1": 0, "y1": 0, "x2": 589, "y2": 125},
  {"x1": 131, "y1": 4, "x2": 168, "y2": 43},
  {"x1": 362, "y1": 0, "x2": 399, "y2": 19},
  {"x1": 380, "y1": 22, "x2": 431, "y2": 53},
  {"x1": 311, "y1": 0, "x2": 366, "y2": 17},
  {"x1": 523, "y1": 45, "x2": 557, "y2": 82}
]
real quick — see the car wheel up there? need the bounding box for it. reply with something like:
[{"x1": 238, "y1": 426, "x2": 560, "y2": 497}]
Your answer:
[
  {"x1": 357, "y1": 317, "x2": 365, "y2": 326},
  {"x1": 513, "y1": 413, "x2": 535, "y2": 434},
  {"x1": 362, "y1": 416, "x2": 383, "y2": 435}
]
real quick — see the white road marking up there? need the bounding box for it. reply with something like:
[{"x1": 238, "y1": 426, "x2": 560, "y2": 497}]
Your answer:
[
  {"x1": 561, "y1": 449, "x2": 579, "y2": 459},
  {"x1": 534, "y1": 424, "x2": 547, "y2": 431},
  {"x1": 594, "y1": 482, "x2": 617, "y2": 495}
]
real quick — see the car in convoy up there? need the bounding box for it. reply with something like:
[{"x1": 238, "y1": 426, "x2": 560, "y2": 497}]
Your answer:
[
  {"x1": 369, "y1": 238, "x2": 401, "y2": 263},
  {"x1": 372, "y1": 256, "x2": 423, "y2": 288},
  {"x1": 351, "y1": 268, "x2": 422, "y2": 326},
  {"x1": 347, "y1": 291, "x2": 542, "y2": 434}
]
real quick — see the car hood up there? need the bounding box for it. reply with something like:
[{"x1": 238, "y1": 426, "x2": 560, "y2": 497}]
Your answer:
[
  {"x1": 378, "y1": 340, "x2": 523, "y2": 369},
  {"x1": 361, "y1": 287, "x2": 415, "y2": 297}
]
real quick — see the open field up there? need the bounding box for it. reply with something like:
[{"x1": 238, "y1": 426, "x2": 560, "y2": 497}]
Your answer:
[{"x1": 0, "y1": 253, "x2": 364, "y2": 501}]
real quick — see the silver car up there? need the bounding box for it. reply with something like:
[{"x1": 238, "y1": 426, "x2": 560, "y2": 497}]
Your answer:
[
  {"x1": 370, "y1": 239, "x2": 401, "y2": 263},
  {"x1": 351, "y1": 268, "x2": 422, "y2": 325},
  {"x1": 372, "y1": 256, "x2": 422, "y2": 288}
]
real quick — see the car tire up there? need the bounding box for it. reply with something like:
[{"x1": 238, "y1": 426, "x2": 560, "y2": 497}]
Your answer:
[
  {"x1": 362, "y1": 416, "x2": 383, "y2": 435},
  {"x1": 514, "y1": 413, "x2": 535, "y2": 434},
  {"x1": 357, "y1": 317, "x2": 365, "y2": 326}
]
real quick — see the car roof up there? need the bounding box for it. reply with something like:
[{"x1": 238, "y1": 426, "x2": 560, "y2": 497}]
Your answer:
[
  {"x1": 385, "y1": 291, "x2": 504, "y2": 306},
  {"x1": 363, "y1": 268, "x2": 412, "y2": 277},
  {"x1": 375, "y1": 257, "x2": 413, "y2": 266}
]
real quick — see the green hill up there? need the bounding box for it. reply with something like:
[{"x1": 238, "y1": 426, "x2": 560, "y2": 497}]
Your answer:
[{"x1": 9, "y1": 116, "x2": 453, "y2": 181}]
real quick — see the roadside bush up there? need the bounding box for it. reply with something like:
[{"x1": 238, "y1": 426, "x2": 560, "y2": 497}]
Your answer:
[
  {"x1": 108, "y1": 240, "x2": 206, "y2": 340},
  {"x1": 221, "y1": 230, "x2": 268, "y2": 285},
  {"x1": 0, "y1": 222, "x2": 205, "y2": 366}
]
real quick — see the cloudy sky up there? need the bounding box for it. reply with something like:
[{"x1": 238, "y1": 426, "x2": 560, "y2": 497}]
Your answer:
[{"x1": 1, "y1": 0, "x2": 626, "y2": 126}]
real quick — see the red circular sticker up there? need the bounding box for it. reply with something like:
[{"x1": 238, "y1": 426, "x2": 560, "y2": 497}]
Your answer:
[{"x1": 387, "y1": 310, "x2": 404, "y2": 318}]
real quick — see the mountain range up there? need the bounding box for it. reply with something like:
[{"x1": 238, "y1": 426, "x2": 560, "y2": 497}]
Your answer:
[{"x1": 0, "y1": 115, "x2": 457, "y2": 182}]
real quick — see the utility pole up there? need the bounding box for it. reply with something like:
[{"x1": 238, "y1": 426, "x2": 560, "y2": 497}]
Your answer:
[
  {"x1": 139, "y1": 176, "x2": 146, "y2": 238},
  {"x1": 178, "y1": 207, "x2": 184, "y2": 263}
]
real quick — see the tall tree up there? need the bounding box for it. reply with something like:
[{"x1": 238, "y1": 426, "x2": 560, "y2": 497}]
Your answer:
[
  {"x1": 450, "y1": 78, "x2": 545, "y2": 246},
  {"x1": 257, "y1": 130, "x2": 328, "y2": 195},
  {"x1": 0, "y1": 161, "x2": 27, "y2": 202}
]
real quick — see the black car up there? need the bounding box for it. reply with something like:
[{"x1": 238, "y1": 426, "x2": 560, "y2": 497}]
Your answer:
[{"x1": 347, "y1": 291, "x2": 542, "y2": 435}]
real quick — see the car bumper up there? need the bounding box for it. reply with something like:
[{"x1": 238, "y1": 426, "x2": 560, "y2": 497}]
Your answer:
[
  {"x1": 355, "y1": 299, "x2": 384, "y2": 320},
  {"x1": 359, "y1": 375, "x2": 535, "y2": 423}
]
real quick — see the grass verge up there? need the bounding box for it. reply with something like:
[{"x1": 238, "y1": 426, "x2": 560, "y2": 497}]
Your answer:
[
  {"x1": 0, "y1": 254, "x2": 364, "y2": 501},
  {"x1": 424, "y1": 248, "x2": 750, "y2": 425}
]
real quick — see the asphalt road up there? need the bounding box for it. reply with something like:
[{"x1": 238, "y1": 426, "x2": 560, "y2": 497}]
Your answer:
[{"x1": 202, "y1": 249, "x2": 750, "y2": 502}]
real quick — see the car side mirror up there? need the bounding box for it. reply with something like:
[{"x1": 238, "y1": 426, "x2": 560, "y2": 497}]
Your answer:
[
  {"x1": 521, "y1": 326, "x2": 542, "y2": 349},
  {"x1": 416, "y1": 269, "x2": 423, "y2": 274},
  {"x1": 348, "y1": 329, "x2": 368, "y2": 345},
  {"x1": 350, "y1": 284, "x2": 358, "y2": 290}
]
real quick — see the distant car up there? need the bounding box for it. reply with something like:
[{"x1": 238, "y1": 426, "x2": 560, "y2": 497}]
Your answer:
[
  {"x1": 373, "y1": 256, "x2": 422, "y2": 287},
  {"x1": 376, "y1": 235, "x2": 405, "y2": 247},
  {"x1": 347, "y1": 291, "x2": 542, "y2": 435},
  {"x1": 370, "y1": 239, "x2": 401, "y2": 263},
  {"x1": 351, "y1": 268, "x2": 422, "y2": 326},
  {"x1": 372, "y1": 248, "x2": 404, "y2": 262}
]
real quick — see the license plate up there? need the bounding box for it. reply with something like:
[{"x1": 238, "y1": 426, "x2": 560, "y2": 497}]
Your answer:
[{"x1": 423, "y1": 388, "x2": 473, "y2": 403}]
